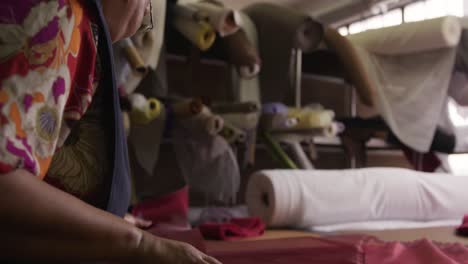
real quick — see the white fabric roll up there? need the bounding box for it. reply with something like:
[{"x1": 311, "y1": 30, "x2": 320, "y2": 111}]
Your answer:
[
  {"x1": 246, "y1": 168, "x2": 468, "y2": 229},
  {"x1": 348, "y1": 16, "x2": 462, "y2": 55}
]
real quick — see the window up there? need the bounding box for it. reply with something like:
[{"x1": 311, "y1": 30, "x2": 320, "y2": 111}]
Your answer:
[
  {"x1": 349, "y1": 21, "x2": 366, "y2": 34},
  {"x1": 382, "y1": 9, "x2": 402, "y2": 27},
  {"x1": 404, "y1": 0, "x2": 463, "y2": 22},
  {"x1": 338, "y1": 27, "x2": 349, "y2": 36},
  {"x1": 343, "y1": 0, "x2": 464, "y2": 35},
  {"x1": 404, "y1": 2, "x2": 427, "y2": 22},
  {"x1": 365, "y1": 15, "x2": 384, "y2": 30}
]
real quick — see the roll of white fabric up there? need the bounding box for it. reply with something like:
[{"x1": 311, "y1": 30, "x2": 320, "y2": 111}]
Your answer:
[
  {"x1": 246, "y1": 168, "x2": 468, "y2": 229},
  {"x1": 348, "y1": 16, "x2": 462, "y2": 55}
]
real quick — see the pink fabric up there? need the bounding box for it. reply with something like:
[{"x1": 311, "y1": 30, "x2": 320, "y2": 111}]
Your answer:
[
  {"x1": 199, "y1": 218, "x2": 265, "y2": 241},
  {"x1": 457, "y1": 215, "x2": 468, "y2": 237},
  {"x1": 131, "y1": 187, "x2": 189, "y2": 228},
  {"x1": 365, "y1": 238, "x2": 468, "y2": 264},
  {"x1": 153, "y1": 230, "x2": 468, "y2": 263}
]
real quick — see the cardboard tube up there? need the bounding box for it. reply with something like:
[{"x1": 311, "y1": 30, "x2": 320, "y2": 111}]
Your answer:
[
  {"x1": 173, "y1": 17, "x2": 216, "y2": 51},
  {"x1": 220, "y1": 122, "x2": 247, "y2": 143},
  {"x1": 211, "y1": 102, "x2": 259, "y2": 114},
  {"x1": 121, "y1": 39, "x2": 148, "y2": 74},
  {"x1": 129, "y1": 94, "x2": 162, "y2": 125},
  {"x1": 172, "y1": 99, "x2": 205, "y2": 119}
]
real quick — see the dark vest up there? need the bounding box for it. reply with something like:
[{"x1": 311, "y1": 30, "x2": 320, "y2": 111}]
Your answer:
[{"x1": 88, "y1": 0, "x2": 131, "y2": 217}]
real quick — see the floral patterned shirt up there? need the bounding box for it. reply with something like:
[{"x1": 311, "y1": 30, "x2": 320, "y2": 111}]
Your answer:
[{"x1": 0, "y1": 0, "x2": 100, "y2": 180}]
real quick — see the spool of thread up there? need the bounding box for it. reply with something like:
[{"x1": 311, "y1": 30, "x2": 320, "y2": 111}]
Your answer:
[
  {"x1": 220, "y1": 122, "x2": 247, "y2": 143},
  {"x1": 211, "y1": 102, "x2": 259, "y2": 114},
  {"x1": 173, "y1": 17, "x2": 216, "y2": 51},
  {"x1": 121, "y1": 38, "x2": 148, "y2": 74},
  {"x1": 172, "y1": 99, "x2": 205, "y2": 119},
  {"x1": 129, "y1": 94, "x2": 162, "y2": 125}
]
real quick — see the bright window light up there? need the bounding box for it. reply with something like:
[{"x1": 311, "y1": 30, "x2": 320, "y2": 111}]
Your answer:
[
  {"x1": 404, "y1": 2, "x2": 427, "y2": 22},
  {"x1": 365, "y1": 15, "x2": 384, "y2": 30},
  {"x1": 382, "y1": 9, "x2": 402, "y2": 27},
  {"x1": 349, "y1": 21, "x2": 366, "y2": 34},
  {"x1": 424, "y1": 0, "x2": 463, "y2": 19},
  {"x1": 338, "y1": 27, "x2": 349, "y2": 36}
]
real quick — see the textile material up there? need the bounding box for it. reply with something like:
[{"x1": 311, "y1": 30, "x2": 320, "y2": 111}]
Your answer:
[
  {"x1": 348, "y1": 16, "x2": 461, "y2": 56},
  {"x1": 0, "y1": 0, "x2": 131, "y2": 216},
  {"x1": 348, "y1": 19, "x2": 459, "y2": 152},
  {"x1": 364, "y1": 238, "x2": 468, "y2": 264},
  {"x1": 243, "y1": 3, "x2": 323, "y2": 104},
  {"x1": 457, "y1": 215, "x2": 468, "y2": 237},
  {"x1": 92, "y1": 0, "x2": 131, "y2": 216},
  {"x1": 247, "y1": 169, "x2": 467, "y2": 229},
  {"x1": 132, "y1": 187, "x2": 190, "y2": 228},
  {"x1": 0, "y1": 0, "x2": 99, "y2": 178},
  {"x1": 45, "y1": 82, "x2": 112, "y2": 209},
  {"x1": 199, "y1": 218, "x2": 265, "y2": 241},
  {"x1": 152, "y1": 229, "x2": 468, "y2": 263}
]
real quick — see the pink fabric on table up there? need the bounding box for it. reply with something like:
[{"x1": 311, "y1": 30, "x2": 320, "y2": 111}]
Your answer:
[
  {"x1": 199, "y1": 217, "x2": 266, "y2": 240},
  {"x1": 457, "y1": 215, "x2": 468, "y2": 237},
  {"x1": 364, "y1": 238, "x2": 468, "y2": 264},
  {"x1": 131, "y1": 187, "x2": 189, "y2": 228},
  {"x1": 148, "y1": 228, "x2": 207, "y2": 252},
  {"x1": 153, "y1": 229, "x2": 468, "y2": 264}
]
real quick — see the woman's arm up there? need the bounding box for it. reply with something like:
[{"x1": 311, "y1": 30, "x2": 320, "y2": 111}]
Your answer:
[
  {"x1": 0, "y1": 169, "x2": 141, "y2": 262},
  {"x1": 0, "y1": 169, "x2": 220, "y2": 264}
]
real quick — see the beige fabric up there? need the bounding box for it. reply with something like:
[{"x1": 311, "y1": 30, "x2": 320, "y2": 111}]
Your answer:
[
  {"x1": 243, "y1": 3, "x2": 323, "y2": 103},
  {"x1": 323, "y1": 28, "x2": 375, "y2": 107}
]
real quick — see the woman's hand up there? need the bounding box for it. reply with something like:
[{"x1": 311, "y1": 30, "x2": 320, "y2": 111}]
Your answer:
[
  {"x1": 124, "y1": 213, "x2": 153, "y2": 229},
  {"x1": 101, "y1": 0, "x2": 150, "y2": 42},
  {"x1": 134, "y1": 231, "x2": 222, "y2": 264}
]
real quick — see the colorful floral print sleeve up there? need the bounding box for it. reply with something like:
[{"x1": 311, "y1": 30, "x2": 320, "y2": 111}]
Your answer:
[{"x1": 0, "y1": 0, "x2": 100, "y2": 179}]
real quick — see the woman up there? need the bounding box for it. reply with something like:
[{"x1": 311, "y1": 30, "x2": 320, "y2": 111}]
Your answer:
[{"x1": 0, "y1": 0, "x2": 220, "y2": 263}]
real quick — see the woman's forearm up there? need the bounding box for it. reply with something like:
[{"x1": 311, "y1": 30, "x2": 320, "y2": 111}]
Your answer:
[{"x1": 0, "y1": 169, "x2": 142, "y2": 262}]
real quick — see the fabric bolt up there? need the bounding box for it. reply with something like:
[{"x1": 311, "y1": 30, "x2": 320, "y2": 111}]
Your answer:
[
  {"x1": 346, "y1": 17, "x2": 461, "y2": 152},
  {"x1": 247, "y1": 169, "x2": 468, "y2": 229},
  {"x1": 172, "y1": 117, "x2": 240, "y2": 204},
  {"x1": 223, "y1": 29, "x2": 261, "y2": 79},
  {"x1": 243, "y1": 3, "x2": 323, "y2": 104},
  {"x1": 199, "y1": 218, "x2": 265, "y2": 241}
]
